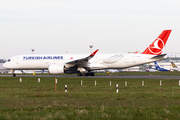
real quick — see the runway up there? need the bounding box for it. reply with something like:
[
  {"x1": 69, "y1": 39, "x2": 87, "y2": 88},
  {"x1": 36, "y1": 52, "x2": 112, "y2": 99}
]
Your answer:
[{"x1": 1, "y1": 75, "x2": 180, "y2": 79}]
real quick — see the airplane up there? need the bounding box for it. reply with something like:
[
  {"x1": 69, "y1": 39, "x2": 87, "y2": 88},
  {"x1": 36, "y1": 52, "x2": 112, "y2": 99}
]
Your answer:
[
  {"x1": 3, "y1": 30, "x2": 172, "y2": 77},
  {"x1": 145, "y1": 64, "x2": 158, "y2": 72},
  {"x1": 154, "y1": 61, "x2": 170, "y2": 71},
  {"x1": 170, "y1": 61, "x2": 179, "y2": 71},
  {"x1": 106, "y1": 69, "x2": 119, "y2": 73}
]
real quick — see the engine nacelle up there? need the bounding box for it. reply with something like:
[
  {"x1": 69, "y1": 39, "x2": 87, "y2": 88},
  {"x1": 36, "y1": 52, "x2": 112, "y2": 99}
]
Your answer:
[{"x1": 48, "y1": 64, "x2": 65, "y2": 74}]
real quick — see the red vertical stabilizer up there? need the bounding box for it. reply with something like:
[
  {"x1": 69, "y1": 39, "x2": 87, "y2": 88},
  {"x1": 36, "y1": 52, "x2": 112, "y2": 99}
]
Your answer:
[{"x1": 142, "y1": 30, "x2": 172, "y2": 55}]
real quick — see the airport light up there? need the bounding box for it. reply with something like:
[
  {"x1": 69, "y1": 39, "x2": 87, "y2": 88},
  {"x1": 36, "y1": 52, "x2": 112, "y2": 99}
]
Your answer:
[
  {"x1": 31, "y1": 49, "x2": 35, "y2": 54},
  {"x1": 89, "y1": 45, "x2": 93, "y2": 53}
]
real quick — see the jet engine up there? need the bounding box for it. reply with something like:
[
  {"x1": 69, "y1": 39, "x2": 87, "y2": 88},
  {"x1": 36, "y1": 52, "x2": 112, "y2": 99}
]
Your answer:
[{"x1": 48, "y1": 64, "x2": 65, "y2": 74}]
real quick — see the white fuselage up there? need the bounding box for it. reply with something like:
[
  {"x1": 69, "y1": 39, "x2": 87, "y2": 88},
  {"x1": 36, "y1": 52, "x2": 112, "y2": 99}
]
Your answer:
[
  {"x1": 172, "y1": 68, "x2": 180, "y2": 71},
  {"x1": 3, "y1": 53, "x2": 164, "y2": 71}
]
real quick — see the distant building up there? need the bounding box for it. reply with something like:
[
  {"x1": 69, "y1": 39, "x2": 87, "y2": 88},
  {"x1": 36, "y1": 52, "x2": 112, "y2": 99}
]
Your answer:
[
  {"x1": 0, "y1": 59, "x2": 6, "y2": 63},
  {"x1": 0, "y1": 59, "x2": 7, "y2": 73}
]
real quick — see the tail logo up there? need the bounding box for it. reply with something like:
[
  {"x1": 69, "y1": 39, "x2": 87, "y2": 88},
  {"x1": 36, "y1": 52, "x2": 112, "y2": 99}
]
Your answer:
[{"x1": 148, "y1": 38, "x2": 164, "y2": 55}]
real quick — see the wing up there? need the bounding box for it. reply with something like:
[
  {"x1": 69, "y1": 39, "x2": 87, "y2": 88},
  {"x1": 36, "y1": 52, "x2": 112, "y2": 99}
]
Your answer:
[{"x1": 65, "y1": 49, "x2": 99, "y2": 68}]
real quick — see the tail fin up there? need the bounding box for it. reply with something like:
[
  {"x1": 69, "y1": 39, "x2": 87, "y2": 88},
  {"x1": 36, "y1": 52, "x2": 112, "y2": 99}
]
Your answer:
[
  {"x1": 142, "y1": 30, "x2": 172, "y2": 55},
  {"x1": 154, "y1": 61, "x2": 160, "y2": 69},
  {"x1": 171, "y1": 61, "x2": 178, "y2": 68}
]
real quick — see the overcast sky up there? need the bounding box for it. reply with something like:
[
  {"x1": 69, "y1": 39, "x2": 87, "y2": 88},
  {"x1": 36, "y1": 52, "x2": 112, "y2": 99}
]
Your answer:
[{"x1": 0, "y1": 0, "x2": 180, "y2": 59}]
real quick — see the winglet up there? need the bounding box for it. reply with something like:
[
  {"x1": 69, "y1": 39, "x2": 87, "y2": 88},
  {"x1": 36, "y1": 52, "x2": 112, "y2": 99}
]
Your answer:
[
  {"x1": 90, "y1": 49, "x2": 99, "y2": 57},
  {"x1": 65, "y1": 49, "x2": 99, "y2": 65},
  {"x1": 85, "y1": 49, "x2": 99, "y2": 61}
]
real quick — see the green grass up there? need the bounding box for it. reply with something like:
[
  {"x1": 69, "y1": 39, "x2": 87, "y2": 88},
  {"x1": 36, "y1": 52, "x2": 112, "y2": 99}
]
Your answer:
[{"x1": 0, "y1": 77, "x2": 180, "y2": 119}]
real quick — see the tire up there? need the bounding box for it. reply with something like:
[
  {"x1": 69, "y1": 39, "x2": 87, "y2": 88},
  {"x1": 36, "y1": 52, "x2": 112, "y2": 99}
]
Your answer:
[
  {"x1": 90, "y1": 73, "x2": 94, "y2": 76},
  {"x1": 12, "y1": 73, "x2": 16, "y2": 77}
]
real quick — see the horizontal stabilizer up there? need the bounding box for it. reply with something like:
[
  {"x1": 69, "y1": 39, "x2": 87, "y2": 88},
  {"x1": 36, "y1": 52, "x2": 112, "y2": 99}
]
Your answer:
[{"x1": 151, "y1": 54, "x2": 167, "y2": 59}]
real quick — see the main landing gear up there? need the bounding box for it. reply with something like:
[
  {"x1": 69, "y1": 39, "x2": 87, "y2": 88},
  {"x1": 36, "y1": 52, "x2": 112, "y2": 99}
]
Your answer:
[{"x1": 77, "y1": 72, "x2": 94, "y2": 76}]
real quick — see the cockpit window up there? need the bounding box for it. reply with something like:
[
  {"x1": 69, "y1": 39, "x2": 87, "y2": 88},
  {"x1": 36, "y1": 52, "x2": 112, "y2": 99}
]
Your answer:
[{"x1": 7, "y1": 59, "x2": 11, "y2": 62}]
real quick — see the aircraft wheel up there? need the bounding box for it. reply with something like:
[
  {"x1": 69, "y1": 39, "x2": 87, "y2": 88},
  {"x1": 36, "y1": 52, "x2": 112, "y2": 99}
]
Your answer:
[
  {"x1": 12, "y1": 73, "x2": 16, "y2": 77},
  {"x1": 90, "y1": 73, "x2": 94, "y2": 76}
]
